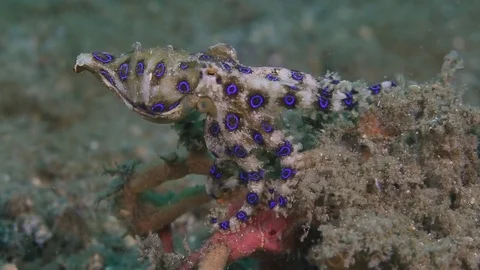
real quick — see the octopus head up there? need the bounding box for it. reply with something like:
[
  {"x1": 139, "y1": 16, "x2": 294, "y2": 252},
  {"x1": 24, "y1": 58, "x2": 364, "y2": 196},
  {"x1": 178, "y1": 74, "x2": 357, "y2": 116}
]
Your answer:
[{"x1": 73, "y1": 43, "x2": 202, "y2": 123}]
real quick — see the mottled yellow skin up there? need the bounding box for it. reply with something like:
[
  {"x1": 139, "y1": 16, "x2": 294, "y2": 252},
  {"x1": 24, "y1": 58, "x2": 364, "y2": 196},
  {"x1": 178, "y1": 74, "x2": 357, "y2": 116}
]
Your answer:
[
  {"x1": 75, "y1": 43, "x2": 201, "y2": 124},
  {"x1": 74, "y1": 42, "x2": 396, "y2": 232}
]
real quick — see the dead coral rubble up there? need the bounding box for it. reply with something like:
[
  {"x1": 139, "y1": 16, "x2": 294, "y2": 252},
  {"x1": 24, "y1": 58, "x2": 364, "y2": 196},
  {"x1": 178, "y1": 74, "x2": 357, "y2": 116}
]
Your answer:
[{"x1": 298, "y1": 52, "x2": 480, "y2": 269}]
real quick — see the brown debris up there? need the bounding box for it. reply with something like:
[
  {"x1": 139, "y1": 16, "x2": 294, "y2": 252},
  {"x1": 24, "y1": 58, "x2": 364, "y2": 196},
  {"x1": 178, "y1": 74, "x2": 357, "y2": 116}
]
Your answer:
[
  {"x1": 116, "y1": 150, "x2": 213, "y2": 236},
  {"x1": 2, "y1": 194, "x2": 33, "y2": 219},
  {"x1": 197, "y1": 244, "x2": 230, "y2": 270}
]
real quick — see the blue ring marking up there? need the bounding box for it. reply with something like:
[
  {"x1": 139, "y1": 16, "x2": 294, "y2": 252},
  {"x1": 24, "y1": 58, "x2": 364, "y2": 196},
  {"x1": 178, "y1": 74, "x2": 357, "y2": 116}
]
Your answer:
[
  {"x1": 246, "y1": 192, "x2": 259, "y2": 205},
  {"x1": 168, "y1": 100, "x2": 180, "y2": 111},
  {"x1": 210, "y1": 217, "x2": 217, "y2": 224},
  {"x1": 135, "y1": 61, "x2": 145, "y2": 76},
  {"x1": 266, "y1": 74, "x2": 279, "y2": 81},
  {"x1": 237, "y1": 65, "x2": 252, "y2": 74},
  {"x1": 331, "y1": 79, "x2": 340, "y2": 84},
  {"x1": 221, "y1": 62, "x2": 232, "y2": 71},
  {"x1": 225, "y1": 83, "x2": 238, "y2": 96},
  {"x1": 291, "y1": 70, "x2": 304, "y2": 81},
  {"x1": 225, "y1": 113, "x2": 240, "y2": 131},
  {"x1": 238, "y1": 170, "x2": 249, "y2": 183},
  {"x1": 249, "y1": 94, "x2": 265, "y2": 109},
  {"x1": 289, "y1": 85, "x2": 299, "y2": 91},
  {"x1": 369, "y1": 84, "x2": 382, "y2": 95},
  {"x1": 261, "y1": 121, "x2": 274, "y2": 133},
  {"x1": 118, "y1": 62, "x2": 129, "y2": 81},
  {"x1": 199, "y1": 53, "x2": 212, "y2": 60},
  {"x1": 248, "y1": 171, "x2": 262, "y2": 181},
  {"x1": 153, "y1": 62, "x2": 166, "y2": 78},
  {"x1": 281, "y1": 167, "x2": 294, "y2": 179},
  {"x1": 318, "y1": 97, "x2": 329, "y2": 110},
  {"x1": 179, "y1": 62, "x2": 189, "y2": 69},
  {"x1": 342, "y1": 91, "x2": 356, "y2": 109},
  {"x1": 283, "y1": 94, "x2": 296, "y2": 107},
  {"x1": 151, "y1": 103, "x2": 165, "y2": 113},
  {"x1": 177, "y1": 80, "x2": 191, "y2": 93},
  {"x1": 320, "y1": 88, "x2": 332, "y2": 98},
  {"x1": 100, "y1": 70, "x2": 116, "y2": 86},
  {"x1": 276, "y1": 141, "x2": 293, "y2": 157},
  {"x1": 209, "y1": 164, "x2": 222, "y2": 180},
  {"x1": 236, "y1": 210, "x2": 248, "y2": 222},
  {"x1": 92, "y1": 52, "x2": 114, "y2": 63},
  {"x1": 219, "y1": 220, "x2": 230, "y2": 230},
  {"x1": 209, "y1": 122, "x2": 220, "y2": 136},
  {"x1": 278, "y1": 196, "x2": 287, "y2": 207},
  {"x1": 252, "y1": 132, "x2": 264, "y2": 145},
  {"x1": 233, "y1": 145, "x2": 247, "y2": 158},
  {"x1": 268, "y1": 200, "x2": 277, "y2": 209}
]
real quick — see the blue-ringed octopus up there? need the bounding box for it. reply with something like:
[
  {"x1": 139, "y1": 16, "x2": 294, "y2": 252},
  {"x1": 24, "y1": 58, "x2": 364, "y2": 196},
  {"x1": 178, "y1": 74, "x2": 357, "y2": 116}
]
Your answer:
[{"x1": 74, "y1": 42, "x2": 396, "y2": 232}]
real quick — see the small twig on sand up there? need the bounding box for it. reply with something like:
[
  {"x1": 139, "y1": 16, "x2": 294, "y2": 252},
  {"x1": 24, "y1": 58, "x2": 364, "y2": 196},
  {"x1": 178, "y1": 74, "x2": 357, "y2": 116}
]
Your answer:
[
  {"x1": 131, "y1": 190, "x2": 210, "y2": 235},
  {"x1": 116, "y1": 150, "x2": 213, "y2": 235},
  {"x1": 128, "y1": 151, "x2": 212, "y2": 194}
]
